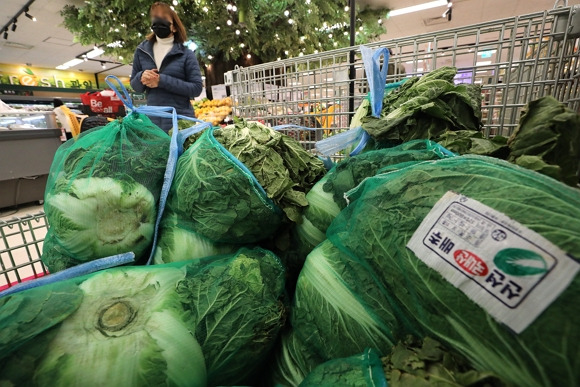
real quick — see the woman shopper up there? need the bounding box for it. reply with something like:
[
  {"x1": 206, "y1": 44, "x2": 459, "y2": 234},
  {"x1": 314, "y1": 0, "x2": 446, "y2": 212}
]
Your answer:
[{"x1": 130, "y1": 2, "x2": 203, "y2": 131}]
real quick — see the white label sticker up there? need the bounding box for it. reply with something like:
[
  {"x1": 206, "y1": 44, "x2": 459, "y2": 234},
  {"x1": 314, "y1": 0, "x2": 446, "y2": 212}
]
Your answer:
[{"x1": 406, "y1": 191, "x2": 579, "y2": 333}]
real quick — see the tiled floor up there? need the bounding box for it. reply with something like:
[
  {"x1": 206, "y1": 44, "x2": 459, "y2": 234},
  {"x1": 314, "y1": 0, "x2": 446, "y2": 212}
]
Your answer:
[{"x1": 0, "y1": 203, "x2": 49, "y2": 289}]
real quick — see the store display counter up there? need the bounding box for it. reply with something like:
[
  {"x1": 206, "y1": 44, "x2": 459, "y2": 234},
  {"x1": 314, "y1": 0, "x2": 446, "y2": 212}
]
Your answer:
[{"x1": 0, "y1": 129, "x2": 62, "y2": 209}]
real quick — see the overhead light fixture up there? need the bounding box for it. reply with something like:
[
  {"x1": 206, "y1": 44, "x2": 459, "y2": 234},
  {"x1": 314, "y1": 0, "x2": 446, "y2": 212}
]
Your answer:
[
  {"x1": 246, "y1": 54, "x2": 252, "y2": 59},
  {"x1": 101, "y1": 62, "x2": 106, "y2": 69},
  {"x1": 62, "y1": 58, "x2": 84, "y2": 67},
  {"x1": 56, "y1": 65, "x2": 68, "y2": 70},
  {"x1": 208, "y1": 54, "x2": 213, "y2": 60},
  {"x1": 11, "y1": 20, "x2": 17, "y2": 32},
  {"x1": 3, "y1": 31, "x2": 8, "y2": 40},
  {"x1": 86, "y1": 47, "x2": 105, "y2": 58},
  {"x1": 476, "y1": 61, "x2": 492, "y2": 66},
  {"x1": 25, "y1": 12, "x2": 36, "y2": 22},
  {"x1": 388, "y1": 0, "x2": 447, "y2": 17}
]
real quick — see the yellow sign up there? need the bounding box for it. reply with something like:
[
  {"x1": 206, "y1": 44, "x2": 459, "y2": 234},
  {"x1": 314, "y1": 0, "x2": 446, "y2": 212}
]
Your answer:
[
  {"x1": 0, "y1": 64, "x2": 97, "y2": 90},
  {"x1": 97, "y1": 74, "x2": 133, "y2": 91}
]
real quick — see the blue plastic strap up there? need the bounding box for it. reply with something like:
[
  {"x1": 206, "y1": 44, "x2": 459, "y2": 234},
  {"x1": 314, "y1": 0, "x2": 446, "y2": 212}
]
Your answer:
[
  {"x1": 105, "y1": 75, "x2": 135, "y2": 111},
  {"x1": 315, "y1": 127, "x2": 365, "y2": 156},
  {"x1": 0, "y1": 253, "x2": 135, "y2": 298},
  {"x1": 360, "y1": 45, "x2": 390, "y2": 118},
  {"x1": 350, "y1": 131, "x2": 371, "y2": 156},
  {"x1": 140, "y1": 106, "x2": 180, "y2": 265},
  {"x1": 319, "y1": 156, "x2": 335, "y2": 170},
  {"x1": 348, "y1": 46, "x2": 390, "y2": 156}
]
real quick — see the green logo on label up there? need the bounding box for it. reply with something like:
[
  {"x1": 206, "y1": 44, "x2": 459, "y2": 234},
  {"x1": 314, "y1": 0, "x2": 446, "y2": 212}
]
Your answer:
[{"x1": 494, "y1": 248, "x2": 548, "y2": 276}]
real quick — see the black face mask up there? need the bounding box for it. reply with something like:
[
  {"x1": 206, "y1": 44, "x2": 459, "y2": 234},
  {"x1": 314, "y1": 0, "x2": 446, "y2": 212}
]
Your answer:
[{"x1": 151, "y1": 17, "x2": 172, "y2": 39}]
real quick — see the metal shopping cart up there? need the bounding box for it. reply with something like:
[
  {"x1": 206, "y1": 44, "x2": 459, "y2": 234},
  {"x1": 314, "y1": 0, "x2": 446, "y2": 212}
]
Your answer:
[
  {"x1": 2, "y1": 4, "x2": 579, "y2": 290},
  {"x1": 0, "y1": 212, "x2": 49, "y2": 291},
  {"x1": 227, "y1": 4, "x2": 580, "y2": 155}
]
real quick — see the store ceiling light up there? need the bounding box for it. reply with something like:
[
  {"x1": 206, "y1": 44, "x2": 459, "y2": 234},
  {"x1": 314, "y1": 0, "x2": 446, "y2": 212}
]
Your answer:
[
  {"x1": 11, "y1": 21, "x2": 17, "y2": 32},
  {"x1": 63, "y1": 58, "x2": 84, "y2": 67},
  {"x1": 86, "y1": 47, "x2": 104, "y2": 58},
  {"x1": 25, "y1": 11, "x2": 36, "y2": 22},
  {"x1": 101, "y1": 62, "x2": 106, "y2": 69},
  {"x1": 476, "y1": 61, "x2": 492, "y2": 66},
  {"x1": 388, "y1": 0, "x2": 447, "y2": 17},
  {"x1": 3, "y1": 31, "x2": 8, "y2": 40}
]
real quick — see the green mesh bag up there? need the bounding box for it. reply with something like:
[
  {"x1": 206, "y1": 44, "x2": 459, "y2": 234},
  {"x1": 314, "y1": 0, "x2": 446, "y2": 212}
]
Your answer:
[
  {"x1": 168, "y1": 127, "x2": 283, "y2": 244},
  {"x1": 327, "y1": 156, "x2": 580, "y2": 387},
  {"x1": 280, "y1": 239, "x2": 415, "y2": 385},
  {"x1": 289, "y1": 140, "x2": 454, "y2": 271},
  {"x1": 0, "y1": 248, "x2": 285, "y2": 387},
  {"x1": 153, "y1": 205, "x2": 239, "y2": 264},
  {"x1": 299, "y1": 348, "x2": 386, "y2": 387},
  {"x1": 42, "y1": 113, "x2": 170, "y2": 272}
]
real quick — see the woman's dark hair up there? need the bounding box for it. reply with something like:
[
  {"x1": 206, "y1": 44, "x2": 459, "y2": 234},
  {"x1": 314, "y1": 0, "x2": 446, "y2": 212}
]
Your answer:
[
  {"x1": 146, "y1": 2, "x2": 188, "y2": 44},
  {"x1": 53, "y1": 98, "x2": 64, "y2": 108}
]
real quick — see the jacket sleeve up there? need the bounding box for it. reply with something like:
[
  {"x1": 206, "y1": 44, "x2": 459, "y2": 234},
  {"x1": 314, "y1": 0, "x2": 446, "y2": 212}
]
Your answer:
[
  {"x1": 130, "y1": 49, "x2": 147, "y2": 93},
  {"x1": 158, "y1": 51, "x2": 203, "y2": 98}
]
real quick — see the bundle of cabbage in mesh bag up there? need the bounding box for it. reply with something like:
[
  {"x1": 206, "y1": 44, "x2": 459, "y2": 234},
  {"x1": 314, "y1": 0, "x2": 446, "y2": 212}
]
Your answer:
[
  {"x1": 326, "y1": 156, "x2": 580, "y2": 387},
  {"x1": 288, "y1": 140, "x2": 454, "y2": 272},
  {"x1": 159, "y1": 120, "x2": 326, "y2": 255},
  {"x1": 0, "y1": 248, "x2": 285, "y2": 386},
  {"x1": 42, "y1": 113, "x2": 171, "y2": 272}
]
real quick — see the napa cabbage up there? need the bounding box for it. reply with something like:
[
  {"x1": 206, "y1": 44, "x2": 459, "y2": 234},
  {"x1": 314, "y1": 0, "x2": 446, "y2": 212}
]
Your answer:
[
  {"x1": 0, "y1": 248, "x2": 286, "y2": 386},
  {"x1": 327, "y1": 156, "x2": 580, "y2": 387}
]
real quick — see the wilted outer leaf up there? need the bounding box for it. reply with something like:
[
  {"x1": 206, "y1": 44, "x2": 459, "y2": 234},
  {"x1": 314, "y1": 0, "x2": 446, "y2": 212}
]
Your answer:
[
  {"x1": 508, "y1": 96, "x2": 580, "y2": 186},
  {"x1": 213, "y1": 120, "x2": 326, "y2": 223},
  {"x1": 383, "y1": 337, "x2": 504, "y2": 387},
  {"x1": 0, "y1": 283, "x2": 83, "y2": 360}
]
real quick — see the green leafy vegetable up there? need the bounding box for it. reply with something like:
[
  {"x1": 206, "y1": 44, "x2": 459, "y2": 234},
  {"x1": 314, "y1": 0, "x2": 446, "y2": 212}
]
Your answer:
[
  {"x1": 169, "y1": 127, "x2": 283, "y2": 244},
  {"x1": 42, "y1": 113, "x2": 170, "y2": 271},
  {"x1": 1, "y1": 264, "x2": 206, "y2": 387},
  {"x1": 212, "y1": 120, "x2": 327, "y2": 222},
  {"x1": 508, "y1": 96, "x2": 580, "y2": 186},
  {"x1": 176, "y1": 248, "x2": 286, "y2": 385},
  {"x1": 289, "y1": 140, "x2": 453, "y2": 271},
  {"x1": 0, "y1": 284, "x2": 83, "y2": 360},
  {"x1": 271, "y1": 331, "x2": 324, "y2": 387},
  {"x1": 44, "y1": 177, "x2": 156, "y2": 270},
  {"x1": 327, "y1": 155, "x2": 580, "y2": 387},
  {"x1": 170, "y1": 121, "x2": 326, "y2": 244},
  {"x1": 290, "y1": 240, "x2": 408, "y2": 374},
  {"x1": 360, "y1": 67, "x2": 482, "y2": 144},
  {"x1": 493, "y1": 248, "x2": 548, "y2": 276},
  {"x1": 383, "y1": 337, "x2": 504, "y2": 387},
  {"x1": 299, "y1": 348, "x2": 385, "y2": 387},
  {"x1": 154, "y1": 207, "x2": 238, "y2": 264},
  {"x1": 0, "y1": 248, "x2": 286, "y2": 386},
  {"x1": 436, "y1": 130, "x2": 509, "y2": 158}
]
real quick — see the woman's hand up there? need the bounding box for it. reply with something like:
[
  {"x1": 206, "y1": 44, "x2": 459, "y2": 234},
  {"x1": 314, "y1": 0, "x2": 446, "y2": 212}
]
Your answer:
[{"x1": 141, "y1": 69, "x2": 160, "y2": 88}]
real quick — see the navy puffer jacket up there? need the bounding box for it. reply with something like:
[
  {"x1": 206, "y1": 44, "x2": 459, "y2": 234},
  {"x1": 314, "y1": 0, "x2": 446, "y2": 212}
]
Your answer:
[{"x1": 130, "y1": 39, "x2": 203, "y2": 131}]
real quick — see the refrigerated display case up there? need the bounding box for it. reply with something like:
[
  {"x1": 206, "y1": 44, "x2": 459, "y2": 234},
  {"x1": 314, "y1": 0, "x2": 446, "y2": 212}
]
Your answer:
[{"x1": 0, "y1": 111, "x2": 61, "y2": 209}]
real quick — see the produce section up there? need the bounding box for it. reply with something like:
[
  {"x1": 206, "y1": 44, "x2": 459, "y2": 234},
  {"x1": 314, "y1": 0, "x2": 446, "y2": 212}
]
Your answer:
[
  {"x1": 193, "y1": 97, "x2": 233, "y2": 126},
  {"x1": 1, "y1": 2, "x2": 580, "y2": 387}
]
